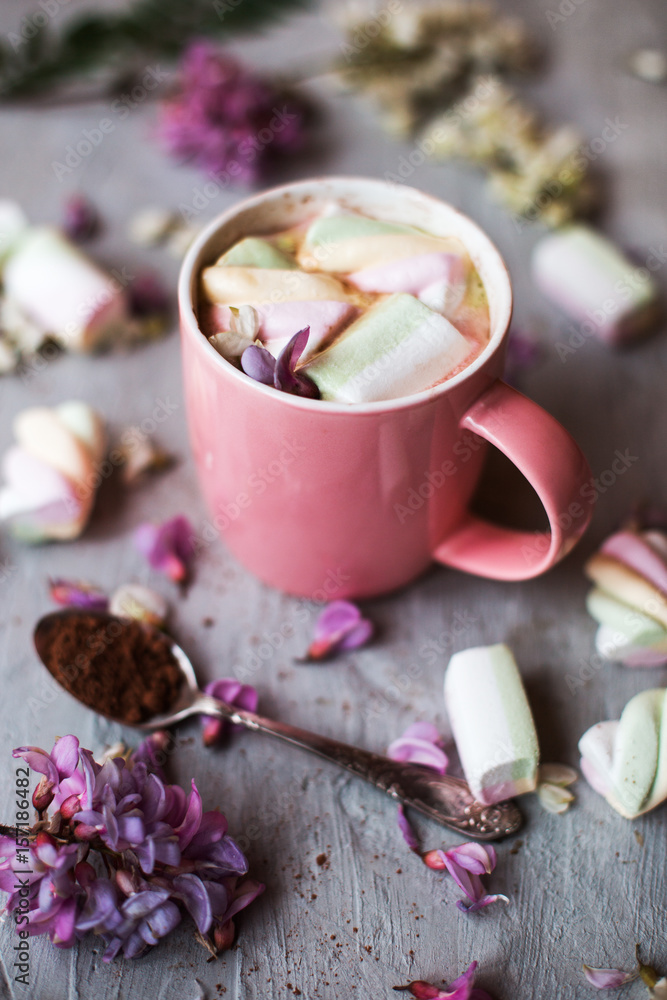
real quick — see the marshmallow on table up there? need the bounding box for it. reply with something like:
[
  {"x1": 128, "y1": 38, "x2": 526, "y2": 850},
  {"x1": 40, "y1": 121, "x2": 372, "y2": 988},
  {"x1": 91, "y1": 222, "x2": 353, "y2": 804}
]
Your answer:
[
  {"x1": 302, "y1": 293, "x2": 471, "y2": 403},
  {"x1": 298, "y1": 212, "x2": 465, "y2": 273},
  {"x1": 532, "y1": 224, "x2": 660, "y2": 345},
  {"x1": 202, "y1": 300, "x2": 357, "y2": 361},
  {"x1": 217, "y1": 237, "x2": 297, "y2": 269},
  {"x1": 579, "y1": 687, "x2": 667, "y2": 818},
  {"x1": 584, "y1": 529, "x2": 667, "y2": 666},
  {"x1": 444, "y1": 644, "x2": 539, "y2": 805},
  {"x1": 2, "y1": 227, "x2": 129, "y2": 352},
  {"x1": 0, "y1": 401, "x2": 105, "y2": 542},
  {"x1": 200, "y1": 266, "x2": 351, "y2": 306},
  {"x1": 348, "y1": 251, "x2": 469, "y2": 318}
]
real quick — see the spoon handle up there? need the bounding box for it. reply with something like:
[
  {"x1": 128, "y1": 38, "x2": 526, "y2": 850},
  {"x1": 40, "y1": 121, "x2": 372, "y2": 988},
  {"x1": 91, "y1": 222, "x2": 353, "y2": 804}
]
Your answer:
[{"x1": 204, "y1": 697, "x2": 522, "y2": 840}]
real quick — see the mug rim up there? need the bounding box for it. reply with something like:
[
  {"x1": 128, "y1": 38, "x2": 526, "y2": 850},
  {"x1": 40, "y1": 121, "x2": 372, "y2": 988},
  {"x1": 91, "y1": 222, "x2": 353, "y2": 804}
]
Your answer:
[{"x1": 178, "y1": 175, "x2": 514, "y2": 415}]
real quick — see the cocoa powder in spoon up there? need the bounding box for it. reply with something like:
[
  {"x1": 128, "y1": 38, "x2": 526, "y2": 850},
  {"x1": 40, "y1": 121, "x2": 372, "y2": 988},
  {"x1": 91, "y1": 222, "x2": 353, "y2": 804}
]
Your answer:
[{"x1": 38, "y1": 612, "x2": 183, "y2": 724}]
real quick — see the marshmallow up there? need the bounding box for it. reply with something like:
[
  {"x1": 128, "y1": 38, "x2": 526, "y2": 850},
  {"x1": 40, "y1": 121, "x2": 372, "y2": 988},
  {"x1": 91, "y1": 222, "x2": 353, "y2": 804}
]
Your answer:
[
  {"x1": 444, "y1": 644, "x2": 539, "y2": 805},
  {"x1": 586, "y1": 588, "x2": 667, "y2": 647},
  {"x1": 217, "y1": 237, "x2": 297, "y2": 270},
  {"x1": 532, "y1": 224, "x2": 660, "y2": 345},
  {"x1": 302, "y1": 293, "x2": 471, "y2": 403},
  {"x1": 579, "y1": 688, "x2": 667, "y2": 818},
  {"x1": 299, "y1": 212, "x2": 463, "y2": 272},
  {"x1": 2, "y1": 227, "x2": 129, "y2": 351},
  {"x1": 203, "y1": 300, "x2": 357, "y2": 359},
  {"x1": 584, "y1": 530, "x2": 667, "y2": 665},
  {"x1": 595, "y1": 625, "x2": 667, "y2": 668},
  {"x1": 200, "y1": 266, "x2": 351, "y2": 306},
  {"x1": 347, "y1": 251, "x2": 468, "y2": 317},
  {"x1": 0, "y1": 402, "x2": 105, "y2": 542}
]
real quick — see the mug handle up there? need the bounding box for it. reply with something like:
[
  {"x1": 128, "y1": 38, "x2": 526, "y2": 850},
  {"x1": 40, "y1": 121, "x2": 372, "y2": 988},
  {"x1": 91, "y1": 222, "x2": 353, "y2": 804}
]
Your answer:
[{"x1": 432, "y1": 380, "x2": 593, "y2": 581}]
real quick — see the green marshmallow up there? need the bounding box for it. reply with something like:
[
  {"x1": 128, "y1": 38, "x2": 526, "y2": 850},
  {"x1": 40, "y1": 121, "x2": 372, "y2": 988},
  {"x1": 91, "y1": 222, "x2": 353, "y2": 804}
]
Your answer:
[
  {"x1": 303, "y1": 293, "x2": 470, "y2": 404},
  {"x1": 610, "y1": 688, "x2": 664, "y2": 816},
  {"x1": 586, "y1": 587, "x2": 667, "y2": 646},
  {"x1": 304, "y1": 213, "x2": 420, "y2": 247},
  {"x1": 218, "y1": 237, "x2": 297, "y2": 269}
]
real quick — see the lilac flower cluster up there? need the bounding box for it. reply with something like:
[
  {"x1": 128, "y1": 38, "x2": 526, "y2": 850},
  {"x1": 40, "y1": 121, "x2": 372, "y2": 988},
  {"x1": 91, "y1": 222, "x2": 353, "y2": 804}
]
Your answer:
[
  {"x1": 1, "y1": 734, "x2": 263, "y2": 961},
  {"x1": 157, "y1": 42, "x2": 307, "y2": 182}
]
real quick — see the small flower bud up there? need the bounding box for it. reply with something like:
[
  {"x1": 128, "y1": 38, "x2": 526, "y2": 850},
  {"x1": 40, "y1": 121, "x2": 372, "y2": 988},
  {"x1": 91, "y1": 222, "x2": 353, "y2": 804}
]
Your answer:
[{"x1": 32, "y1": 777, "x2": 55, "y2": 812}]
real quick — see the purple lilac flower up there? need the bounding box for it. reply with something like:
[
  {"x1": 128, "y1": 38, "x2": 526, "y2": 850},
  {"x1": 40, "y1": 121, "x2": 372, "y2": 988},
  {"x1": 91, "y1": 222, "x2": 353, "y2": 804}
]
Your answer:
[
  {"x1": 301, "y1": 599, "x2": 374, "y2": 662},
  {"x1": 2, "y1": 735, "x2": 263, "y2": 961},
  {"x1": 133, "y1": 515, "x2": 195, "y2": 583},
  {"x1": 422, "y1": 843, "x2": 508, "y2": 913},
  {"x1": 157, "y1": 42, "x2": 308, "y2": 182},
  {"x1": 242, "y1": 328, "x2": 320, "y2": 399},
  {"x1": 201, "y1": 678, "x2": 259, "y2": 746}
]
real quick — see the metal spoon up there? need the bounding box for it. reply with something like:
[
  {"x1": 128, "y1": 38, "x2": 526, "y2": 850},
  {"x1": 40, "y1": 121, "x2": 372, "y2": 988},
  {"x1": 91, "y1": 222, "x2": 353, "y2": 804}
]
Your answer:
[{"x1": 34, "y1": 610, "x2": 522, "y2": 841}]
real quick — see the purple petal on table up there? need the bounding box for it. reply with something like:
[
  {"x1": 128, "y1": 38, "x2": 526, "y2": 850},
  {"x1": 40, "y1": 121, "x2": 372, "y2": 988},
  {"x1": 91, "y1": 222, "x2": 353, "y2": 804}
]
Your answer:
[
  {"x1": 397, "y1": 805, "x2": 420, "y2": 853},
  {"x1": 446, "y1": 843, "x2": 496, "y2": 876},
  {"x1": 201, "y1": 678, "x2": 259, "y2": 744},
  {"x1": 241, "y1": 344, "x2": 276, "y2": 385},
  {"x1": 172, "y1": 873, "x2": 212, "y2": 933},
  {"x1": 338, "y1": 618, "x2": 375, "y2": 650},
  {"x1": 313, "y1": 600, "x2": 362, "y2": 642},
  {"x1": 393, "y1": 963, "x2": 485, "y2": 998},
  {"x1": 62, "y1": 194, "x2": 99, "y2": 242},
  {"x1": 582, "y1": 965, "x2": 637, "y2": 989},
  {"x1": 128, "y1": 271, "x2": 169, "y2": 317},
  {"x1": 457, "y1": 892, "x2": 509, "y2": 913},
  {"x1": 134, "y1": 515, "x2": 195, "y2": 583},
  {"x1": 304, "y1": 600, "x2": 373, "y2": 660},
  {"x1": 387, "y1": 721, "x2": 448, "y2": 773},
  {"x1": 49, "y1": 578, "x2": 109, "y2": 610}
]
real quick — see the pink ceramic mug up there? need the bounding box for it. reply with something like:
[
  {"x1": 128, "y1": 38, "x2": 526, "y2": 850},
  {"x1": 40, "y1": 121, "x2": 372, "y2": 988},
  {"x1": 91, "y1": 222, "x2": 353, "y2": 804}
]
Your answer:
[{"x1": 179, "y1": 177, "x2": 592, "y2": 599}]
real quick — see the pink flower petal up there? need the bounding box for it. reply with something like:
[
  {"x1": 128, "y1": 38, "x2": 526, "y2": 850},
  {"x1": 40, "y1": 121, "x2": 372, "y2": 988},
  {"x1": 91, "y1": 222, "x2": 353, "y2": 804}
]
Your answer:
[
  {"x1": 582, "y1": 965, "x2": 636, "y2": 989},
  {"x1": 446, "y1": 843, "x2": 496, "y2": 876},
  {"x1": 304, "y1": 600, "x2": 373, "y2": 661},
  {"x1": 387, "y1": 721, "x2": 448, "y2": 775},
  {"x1": 49, "y1": 578, "x2": 108, "y2": 610}
]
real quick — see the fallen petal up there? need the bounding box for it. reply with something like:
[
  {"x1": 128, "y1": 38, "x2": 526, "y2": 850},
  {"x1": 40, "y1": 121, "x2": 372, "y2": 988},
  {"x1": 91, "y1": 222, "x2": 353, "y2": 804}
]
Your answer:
[
  {"x1": 538, "y1": 763, "x2": 578, "y2": 786},
  {"x1": 582, "y1": 965, "x2": 637, "y2": 989},
  {"x1": 537, "y1": 782, "x2": 575, "y2": 814},
  {"x1": 109, "y1": 583, "x2": 168, "y2": 627},
  {"x1": 49, "y1": 578, "x2": 109, "y2": 610},
  {"x1": 397, "y1": 805, "x2": 420, "y2": 853}
]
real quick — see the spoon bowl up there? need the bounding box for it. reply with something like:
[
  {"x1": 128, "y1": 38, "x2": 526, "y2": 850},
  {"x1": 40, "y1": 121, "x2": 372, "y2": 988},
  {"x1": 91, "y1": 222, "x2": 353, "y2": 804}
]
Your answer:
[{"x1": 34, "y1": 610, "x2": 523, "y2": 840}]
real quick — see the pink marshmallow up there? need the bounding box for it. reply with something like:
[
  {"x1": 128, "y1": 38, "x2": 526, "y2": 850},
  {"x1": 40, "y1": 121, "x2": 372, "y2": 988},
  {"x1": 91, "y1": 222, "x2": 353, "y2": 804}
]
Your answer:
[
  {"x1": 347, "y1": 252, "x2": 466, "y2": 296},
  {"x1": 201, "y1": 300, "x2": 357, "y2": 356},
  {"x1": 601, "y1": 530, "x2": 667, "y2": 596},
  {"x1": 1, "y1": 446, "x2": 77, "y2": 513}
]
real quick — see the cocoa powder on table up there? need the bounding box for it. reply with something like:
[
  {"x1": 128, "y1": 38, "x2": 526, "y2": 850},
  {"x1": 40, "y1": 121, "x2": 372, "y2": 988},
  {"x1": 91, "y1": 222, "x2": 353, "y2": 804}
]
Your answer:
[{"x1": 39, "y1": 612, "x2": 183, "y2": 724}]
